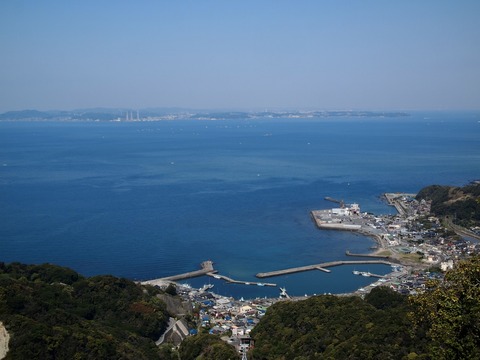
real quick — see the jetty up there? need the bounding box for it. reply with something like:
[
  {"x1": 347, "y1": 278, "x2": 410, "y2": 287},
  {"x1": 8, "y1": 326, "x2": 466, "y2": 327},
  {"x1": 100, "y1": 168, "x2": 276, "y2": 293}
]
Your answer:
[
  {"x1": 142, "y1": 261, "x2": 217, "y2": 285},
  {"x1": 324, "y1": 197, "x2": 345, "y2": 207},
  {"x1": 256, "y1": 260, "x2": 393, "y2": 279}
]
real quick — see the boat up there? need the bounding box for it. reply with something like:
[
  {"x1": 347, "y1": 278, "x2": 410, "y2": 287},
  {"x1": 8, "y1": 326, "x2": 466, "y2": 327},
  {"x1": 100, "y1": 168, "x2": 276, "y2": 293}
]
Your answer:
[
  {"x1": 361, "y1": 272, "x2": 371, "y2": 277},
  {"x1": 257, "y1": 283, "x2": 265, "y2": 287},
  {"x1": 352, "y1": 270, "x2": 360, "y2": 275},
  {"x1": 200, "y1": 284, "x2": 214, "y2": 292},
  {"x1": 213, "y1": 275, "x2": 221, "y2": 279}
]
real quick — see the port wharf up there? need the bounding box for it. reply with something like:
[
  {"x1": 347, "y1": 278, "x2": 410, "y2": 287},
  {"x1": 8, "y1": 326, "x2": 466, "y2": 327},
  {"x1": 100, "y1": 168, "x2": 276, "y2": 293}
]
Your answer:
[{"x1": 256, "y1": 260, "x2": 393, "y2": 278}]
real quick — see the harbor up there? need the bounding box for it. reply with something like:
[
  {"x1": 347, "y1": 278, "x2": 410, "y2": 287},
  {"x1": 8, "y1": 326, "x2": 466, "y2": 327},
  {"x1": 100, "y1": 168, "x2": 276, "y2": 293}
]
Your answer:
[
  {"x1": 143, "y1": 192, "x2": 476, "y2": 299},
  {"x1": 142, "y1": 261, "x2": 277, "y2": 288}
]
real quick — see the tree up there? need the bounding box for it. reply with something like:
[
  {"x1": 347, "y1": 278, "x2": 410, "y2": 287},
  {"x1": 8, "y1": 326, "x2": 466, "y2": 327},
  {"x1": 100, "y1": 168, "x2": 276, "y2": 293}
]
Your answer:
[
  {"x1": 410, "y1": 256, "x2": 480, "y2": 359},
  {"x1": 179, "y1": 333, "x2": 239, "y2": 360},
  {"x1": 165, "y1": 283, "x2": 177, "y2": 296}
]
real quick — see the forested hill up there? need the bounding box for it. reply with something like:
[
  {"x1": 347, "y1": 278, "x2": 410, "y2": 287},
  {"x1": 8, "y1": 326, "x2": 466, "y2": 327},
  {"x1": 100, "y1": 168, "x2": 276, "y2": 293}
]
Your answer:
[
  {"x1": 416, "y1": 182, "x2": 480, "y2": 228},
  {"x1": 250, "y1": 287, "x2": 427, "y2": 359},
  {"x1": 0, "y1": 262, "x2": 170, "y2": 359}
]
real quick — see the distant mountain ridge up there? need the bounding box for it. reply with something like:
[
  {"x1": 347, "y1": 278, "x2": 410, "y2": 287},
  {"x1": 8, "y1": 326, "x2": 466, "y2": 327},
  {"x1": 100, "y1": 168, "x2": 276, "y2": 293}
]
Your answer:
[{"x1": 0, "y1": 108, "x2": 410, "y2": 121}]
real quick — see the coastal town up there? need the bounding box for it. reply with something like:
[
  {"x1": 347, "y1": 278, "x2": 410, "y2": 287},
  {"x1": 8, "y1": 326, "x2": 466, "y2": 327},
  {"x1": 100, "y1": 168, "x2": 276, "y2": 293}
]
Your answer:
[{"x1": 145, "y1": 192, "x2": 480, "y2": 356}]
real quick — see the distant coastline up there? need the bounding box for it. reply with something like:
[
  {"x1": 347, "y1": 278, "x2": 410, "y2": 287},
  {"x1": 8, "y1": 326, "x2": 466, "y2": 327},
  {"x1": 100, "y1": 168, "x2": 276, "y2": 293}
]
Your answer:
[{"x1": 0, "y1": 109, "x2": 410, "y2": 122}]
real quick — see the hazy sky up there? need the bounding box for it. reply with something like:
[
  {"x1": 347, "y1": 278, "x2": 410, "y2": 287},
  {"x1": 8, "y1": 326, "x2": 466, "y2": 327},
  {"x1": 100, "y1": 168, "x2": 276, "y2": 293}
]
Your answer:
[{"x1": 1, "y1": 1, "x2": 479, "y2": 112}]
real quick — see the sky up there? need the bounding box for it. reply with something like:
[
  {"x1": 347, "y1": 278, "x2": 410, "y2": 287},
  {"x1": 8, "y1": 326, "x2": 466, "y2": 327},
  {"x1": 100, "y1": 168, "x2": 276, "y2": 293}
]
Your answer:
[{"x1": 1, "y1": 1, "x2": 479, "y2": 112}]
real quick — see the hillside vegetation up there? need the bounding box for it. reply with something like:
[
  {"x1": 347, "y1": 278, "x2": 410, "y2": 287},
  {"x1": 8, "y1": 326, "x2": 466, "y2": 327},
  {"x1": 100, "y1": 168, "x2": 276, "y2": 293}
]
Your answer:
[
  {"x1": 0, "y1": 262, "x2": 170, "y2": 359},
  {"x1": 250, "y1": 287, "x2": 427, "y2": 359},
  {"x1": 416, "y1": 182, "x2": 480, "y2": 228}
]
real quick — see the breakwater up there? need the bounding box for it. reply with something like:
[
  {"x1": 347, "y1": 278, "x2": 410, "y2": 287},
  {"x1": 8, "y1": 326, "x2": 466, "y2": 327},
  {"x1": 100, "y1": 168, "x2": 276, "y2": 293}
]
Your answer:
[
  {"x1": 142, "y1": 261, "x2": 216, "y2": 285},
  {"x1": 256, "y1": 260, "x2": 393, "y2": 278}
]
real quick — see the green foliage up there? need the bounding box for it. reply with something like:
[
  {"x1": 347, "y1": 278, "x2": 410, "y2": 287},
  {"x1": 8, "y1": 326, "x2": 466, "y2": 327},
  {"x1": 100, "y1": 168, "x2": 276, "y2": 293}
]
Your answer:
[
  {"x1": 250, "y1": 292, "x2": 425, "y2": 359},
  {"x1": 416, "y1": 185, "x2": 451, "y2": 205},
  {"x1": 409, "y1": 256, "x2": 480, "y2": 359},
  {"x1": 0, "y1": 262, "x2": 82, "y2": 284},
  {"x1": 165, "y1": 283, "x2": 177, "y2": 296},
  {"x1": 0, "y1": 262, "x2": 170, "y2": 359},
  {"x1": 179, "y1": 333, "x2": 240, "y2": 360},
  {"x1": 416, "y1": 183, "x2": 480, "y2": 227},
  {"x1": 158, "y1": 343, "x2": 180, "y2": 359},
  {"x1": 365, "y1": 286, "x2": 406, "y2": 310}
]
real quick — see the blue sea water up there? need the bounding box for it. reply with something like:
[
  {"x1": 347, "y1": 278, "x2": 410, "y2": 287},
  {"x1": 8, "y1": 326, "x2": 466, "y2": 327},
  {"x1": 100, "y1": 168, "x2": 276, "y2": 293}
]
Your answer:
[{"x1": 1, "y1": 112, "x2": 479, "y2": 298}]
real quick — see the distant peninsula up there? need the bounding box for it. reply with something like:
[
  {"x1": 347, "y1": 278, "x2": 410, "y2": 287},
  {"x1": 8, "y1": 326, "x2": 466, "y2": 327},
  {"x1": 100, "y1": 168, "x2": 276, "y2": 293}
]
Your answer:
[{"x1": 0, "y1": 108, "x2": 409, "y2": 122}]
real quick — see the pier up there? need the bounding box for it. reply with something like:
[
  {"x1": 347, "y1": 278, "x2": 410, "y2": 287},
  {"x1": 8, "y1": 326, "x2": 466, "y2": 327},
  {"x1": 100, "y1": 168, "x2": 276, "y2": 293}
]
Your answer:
[
  {"x1": 206, "y1": 273, "x2": 277, "y2": 287},
  {"x1": 256, "y1": 260, "x2": 393, "y2": 279},
  {"x1": 354, "y1": 271, "x2": 385, "y2": 279}
]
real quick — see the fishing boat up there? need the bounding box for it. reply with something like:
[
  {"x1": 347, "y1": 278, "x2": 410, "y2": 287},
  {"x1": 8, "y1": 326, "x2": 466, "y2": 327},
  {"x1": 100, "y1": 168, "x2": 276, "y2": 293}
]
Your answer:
[{"x1": 200, "y1": 284, "x2": 214, "y2": 292}]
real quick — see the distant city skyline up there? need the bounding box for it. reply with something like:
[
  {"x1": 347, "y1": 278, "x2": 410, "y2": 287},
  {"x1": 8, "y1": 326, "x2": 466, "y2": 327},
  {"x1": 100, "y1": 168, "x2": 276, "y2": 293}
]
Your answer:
[{"x1": 1, "y1": 1, "x2": 479, "y2": 112}]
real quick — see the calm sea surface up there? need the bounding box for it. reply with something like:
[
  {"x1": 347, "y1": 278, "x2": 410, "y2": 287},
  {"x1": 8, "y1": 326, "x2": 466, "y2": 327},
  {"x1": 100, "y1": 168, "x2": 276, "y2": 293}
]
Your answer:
[{"x1": 1, "y1": 112, "x2": 479, "y2": 298}]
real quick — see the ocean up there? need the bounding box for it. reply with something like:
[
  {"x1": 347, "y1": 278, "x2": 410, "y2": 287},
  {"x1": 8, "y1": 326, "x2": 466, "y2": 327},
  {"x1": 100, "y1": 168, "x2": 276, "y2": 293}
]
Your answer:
[{"x1": 1, "y1": 111, "x2": 479, "y2": 298}]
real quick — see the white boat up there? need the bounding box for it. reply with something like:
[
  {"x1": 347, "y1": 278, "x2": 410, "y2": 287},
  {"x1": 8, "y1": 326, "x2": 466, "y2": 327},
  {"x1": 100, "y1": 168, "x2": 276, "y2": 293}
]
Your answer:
[
  {"x1": 353, "y1": 270, "x2": 360, "y2": 275},
  {"x1": 257, "y1": 283, "x2": 265, "y2": 287},
  {"x1": 200, "y1": 284, "x2": 214, "y2": 292}
]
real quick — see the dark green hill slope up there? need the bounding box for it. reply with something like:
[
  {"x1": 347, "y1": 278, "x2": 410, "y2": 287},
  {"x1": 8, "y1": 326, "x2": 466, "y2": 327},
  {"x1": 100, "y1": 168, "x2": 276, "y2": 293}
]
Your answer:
[
  {"x1": 250, "y1": 287, "x2": 428, "y2": 360},
  {"x1": 416, "y1": 182, "x2": 480, "y2": 228},
  {"x1": 0, "y1": 262, "x2": 169, "y2": 359}
]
